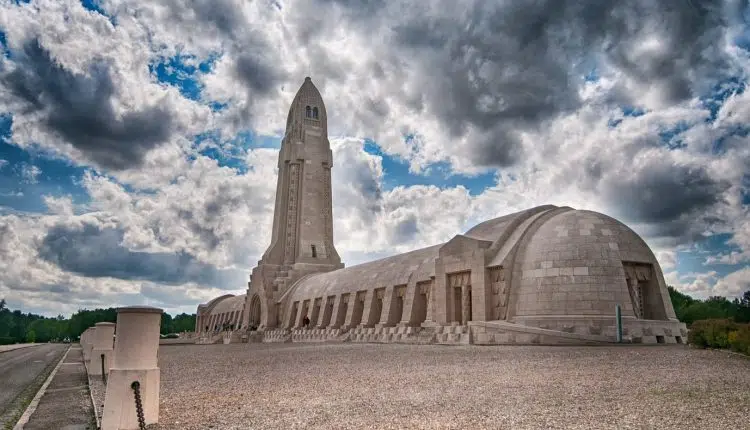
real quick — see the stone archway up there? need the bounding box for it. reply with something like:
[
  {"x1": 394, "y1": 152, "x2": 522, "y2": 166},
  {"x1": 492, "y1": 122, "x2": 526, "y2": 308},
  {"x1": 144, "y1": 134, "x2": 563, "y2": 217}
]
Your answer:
[{"x1": 249, "y1": 294, "x2": 262, "y2": 328}]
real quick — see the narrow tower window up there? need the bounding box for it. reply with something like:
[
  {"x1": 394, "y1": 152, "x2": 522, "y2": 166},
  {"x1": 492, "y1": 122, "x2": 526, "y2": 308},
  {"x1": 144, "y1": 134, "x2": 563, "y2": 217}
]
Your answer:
[
  {"x1": 312, "y1": 107, "x2": 319, "y2": 119},
  {"x1": 305, "y1": 106, "x2": 312, "y2": 118},
  {"x1": 311, "y1": 244, "x2": 317, "y2": 258}
]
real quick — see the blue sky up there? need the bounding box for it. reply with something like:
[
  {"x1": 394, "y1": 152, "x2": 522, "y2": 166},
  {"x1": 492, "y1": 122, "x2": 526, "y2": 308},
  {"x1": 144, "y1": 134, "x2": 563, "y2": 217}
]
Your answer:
[{"x1": 0, "y1": 0, "x2": 749, "y2": 316}]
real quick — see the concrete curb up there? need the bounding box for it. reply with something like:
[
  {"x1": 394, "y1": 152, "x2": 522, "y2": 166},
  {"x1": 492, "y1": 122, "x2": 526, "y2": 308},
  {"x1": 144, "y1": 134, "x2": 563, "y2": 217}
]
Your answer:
[
  {"x1": 0, "y1": 344, "x2": 42, "y2": 354},
  {"x1": 12, "y1": 345, "x2": 70, "y2": 430},
  {"x1": 86, "y1": 359, "x2": 102, "y2": 429}
]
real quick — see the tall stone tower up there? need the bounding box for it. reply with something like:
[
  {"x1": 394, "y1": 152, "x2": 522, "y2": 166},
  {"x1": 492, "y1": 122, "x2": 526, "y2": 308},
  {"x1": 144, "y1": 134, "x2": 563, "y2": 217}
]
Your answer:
[{"x1": 242, "y1": 77, "x2": 344, "y2": 329}]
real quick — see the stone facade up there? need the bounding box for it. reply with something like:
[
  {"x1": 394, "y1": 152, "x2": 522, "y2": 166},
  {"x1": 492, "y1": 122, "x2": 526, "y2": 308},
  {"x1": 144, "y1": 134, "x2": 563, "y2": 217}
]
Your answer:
[
  {"x1": 196, "y1": 78, "x2": 687, "y2": 346},
  {"x1": 195, "y1": 294, "x2": 245, "y2": 339}
]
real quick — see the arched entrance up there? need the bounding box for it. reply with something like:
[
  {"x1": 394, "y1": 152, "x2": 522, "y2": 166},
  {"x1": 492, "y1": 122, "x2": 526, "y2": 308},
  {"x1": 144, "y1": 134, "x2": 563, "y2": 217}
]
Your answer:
[{"x1": 249, "y1": 294, "x2": 262, "y2": 329}]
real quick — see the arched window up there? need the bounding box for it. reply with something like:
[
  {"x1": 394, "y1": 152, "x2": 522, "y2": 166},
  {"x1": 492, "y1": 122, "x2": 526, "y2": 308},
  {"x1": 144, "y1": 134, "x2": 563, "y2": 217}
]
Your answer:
[
  {"x1": 312, "y1": 107, "x2": 319, "y2": 119},
  {"x1": 305, "y1": 106, "x2": 312, "y2": 118}
]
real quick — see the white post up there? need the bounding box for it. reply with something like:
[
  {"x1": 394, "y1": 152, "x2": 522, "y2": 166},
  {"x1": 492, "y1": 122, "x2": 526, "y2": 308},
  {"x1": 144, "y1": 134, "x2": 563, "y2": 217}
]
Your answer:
[
  {"x1": 90, "y1": 322, "x2": 116, "y2": 377},
  {"x1": 82, "y1": 327, "x2": 96, "y2": 370},
  {"x1": 101, "y1": 306, "x2": 163, "y2": 430}
]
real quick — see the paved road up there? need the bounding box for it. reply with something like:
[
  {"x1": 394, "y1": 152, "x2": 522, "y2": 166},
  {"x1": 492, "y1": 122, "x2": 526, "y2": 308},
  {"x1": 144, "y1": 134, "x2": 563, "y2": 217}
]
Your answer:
[
  {"x1": 0, "y1": 343, "x2": 67, "y2": 425},
  {"x1": 0, "y1": 343, "x2": 41, "y2": 353}
]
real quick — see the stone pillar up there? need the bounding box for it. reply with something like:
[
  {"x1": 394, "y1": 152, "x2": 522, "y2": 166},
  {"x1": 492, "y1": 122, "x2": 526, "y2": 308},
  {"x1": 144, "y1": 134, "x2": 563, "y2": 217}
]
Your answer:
[
  {"x1": 359, "y1": 289, "x2": 376, "y2": 327},
  {"x1": 433, "y1": 257, "x2": 448, "y2": 324},
  {"x1": 83, "y1": 327, "x2": 96, "y2": 369},
  {"x1": 399, "y1": 281, "x2": 418, "y2": 326},
  {"x1": 317, "y1": 297, "x2": 333, "y2": 328},
  {"x1": 296, "y1": 300, "x2": 310, "y2": 328},
  {"x1": 90, "y1": 322, "x2": 116, "y2": 377},
  {"x1": 344, "y1": 292, "x2": 364, "y2": 328},
  {"x1": 424, "y1": 280, "x2": 435, "y2": 324},
  {"x1": 101, "y1": 306, "x2": 163, "y2": 430},
  {"x1": 376, "y1": 286, "x2": 397, "y2": 328},
  {"x1": 310, "y1": 298, "x2": 322, "y2": 327},
  {"x1": 470, "y1": 253, "x2": 487, "y2": 321},
  {"x1": 328, "y1": 295, "x2": 345, "y2": 328},
  {"x1": 462, "y1": 284, "x2": 471, "y2": 325}
]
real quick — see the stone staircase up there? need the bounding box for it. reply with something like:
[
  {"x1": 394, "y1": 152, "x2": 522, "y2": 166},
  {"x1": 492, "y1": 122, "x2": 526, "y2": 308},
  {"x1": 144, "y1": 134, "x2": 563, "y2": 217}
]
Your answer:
[
  {"x1": 195, "y1": 332, "x2": 224, "y2": 344},
  {"x1": 469, "y1": 321, "x2": 614, "y2": 345},
  {"x1": 345, "y1": 325, "x2": 470, "y2": 345},
  {"x1": 263, "y1": 329, "x2": 293, "y2": 343},
  {"x1": 291, "y1": 328, "x2": 349, "y2": 342},
  {"x1": 433, "y1": 325, "x2": 472, "y2": 345}
]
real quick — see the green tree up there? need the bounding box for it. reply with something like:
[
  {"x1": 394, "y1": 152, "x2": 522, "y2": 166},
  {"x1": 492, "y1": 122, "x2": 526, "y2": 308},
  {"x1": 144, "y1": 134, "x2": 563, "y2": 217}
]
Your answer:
[
  {"x1": 735, "y1": 291, "x2": 750, "y2": 323},
  {"x1": 669, "y1": 286, "x2": 750, "y2": 326},
  {"x1": 160, "y1": 313, "x2": 174, "y2": 334},
  {"x1": 170, "y1": 313, "x2": 196, "y2": 333}
]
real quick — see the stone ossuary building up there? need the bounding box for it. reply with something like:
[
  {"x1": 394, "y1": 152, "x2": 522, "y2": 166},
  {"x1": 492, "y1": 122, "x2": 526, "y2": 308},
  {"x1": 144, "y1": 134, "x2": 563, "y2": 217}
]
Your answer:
[{"x1": 196, "y1": 77, "x2": 687, "y2": 345}]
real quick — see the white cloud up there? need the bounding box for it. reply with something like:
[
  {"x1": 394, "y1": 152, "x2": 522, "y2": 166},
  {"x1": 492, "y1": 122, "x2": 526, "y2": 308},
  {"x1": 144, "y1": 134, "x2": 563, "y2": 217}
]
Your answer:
[
  {"x1": 672, "y1": 267, "x2": 750, "y2": 300},
  {"x1": 20, "y1": 164, "x2": 41, "y2": 184},
  {"x1": 0, "y1": 0, "x2": 748, "y2": 315},
  {"x1": 43, "y1": 195, "x2": 75, "y2": 216}
]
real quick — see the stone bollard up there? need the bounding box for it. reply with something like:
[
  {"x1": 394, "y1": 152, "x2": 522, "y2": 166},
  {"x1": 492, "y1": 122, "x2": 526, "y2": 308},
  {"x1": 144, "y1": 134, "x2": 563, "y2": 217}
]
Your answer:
[
  {"x1": 101, "y1": 306, "x2": 163, "y2": 430},
  {"x1": 82, "y1": 327, "x2": 96, "y2": 368},
  {"x1": 90, "y1": 322, "x2": 116, "y2": 377}
]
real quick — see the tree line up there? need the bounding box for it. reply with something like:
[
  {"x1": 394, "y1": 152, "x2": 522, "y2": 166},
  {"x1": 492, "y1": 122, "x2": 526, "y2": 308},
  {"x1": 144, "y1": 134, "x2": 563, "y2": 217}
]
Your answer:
[
  {"x1": 667, "y1": 287, "x2": 750, "y2": 325},
  {"x1": 0, "y1": 299, "x2": 196, "y2": 344},
  {"x1": 2, "y1": 288, "x2": 749, "y2": 345}
]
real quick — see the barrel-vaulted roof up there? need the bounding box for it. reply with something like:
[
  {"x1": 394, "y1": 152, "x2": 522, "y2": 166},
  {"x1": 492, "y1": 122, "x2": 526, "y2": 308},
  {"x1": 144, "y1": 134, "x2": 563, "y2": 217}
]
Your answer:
[
  {"x1": 289, "y1": 206, "x2": 561, "y2": 302},
  {"x1": 202, "y1": 294, "x2": 246, "y2": 316}
]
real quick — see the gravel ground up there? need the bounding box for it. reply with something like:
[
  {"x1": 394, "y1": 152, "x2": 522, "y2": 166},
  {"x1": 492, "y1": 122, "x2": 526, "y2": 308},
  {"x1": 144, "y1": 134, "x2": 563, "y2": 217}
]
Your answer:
[
  {"x1": 89, "y1": 368, "x2": 106, "y2": 424},
  {"x1": 157, "y1": 343, "x2": 749, "y2": 430}
]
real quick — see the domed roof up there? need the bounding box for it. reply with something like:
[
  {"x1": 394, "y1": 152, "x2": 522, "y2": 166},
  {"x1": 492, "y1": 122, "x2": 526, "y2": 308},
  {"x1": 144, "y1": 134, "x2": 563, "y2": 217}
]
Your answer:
[
  {"x1": 507, "y1": 209, "x2": 675, "y2": 320},
  {"x1": 206, "y1": 294, "x2": 246, "y2": 316},
  {"x1": 464, "y1": 205, "x2": 556, "y2": 242}
]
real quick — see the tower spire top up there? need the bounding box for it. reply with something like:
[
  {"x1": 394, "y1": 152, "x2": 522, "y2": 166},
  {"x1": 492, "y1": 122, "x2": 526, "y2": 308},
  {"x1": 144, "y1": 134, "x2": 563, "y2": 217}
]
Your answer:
[{"x1": 284, "y1": 76, "x2": 327, "y2": 136}]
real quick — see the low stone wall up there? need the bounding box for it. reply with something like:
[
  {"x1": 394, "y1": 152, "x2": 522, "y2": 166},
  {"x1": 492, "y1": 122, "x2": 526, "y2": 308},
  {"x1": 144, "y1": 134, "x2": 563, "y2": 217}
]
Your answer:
[
  {"x1": 291, "y1": 328, "x2": 347, "y2": 342},
  {"x1": 159, "y1": 338, "x2": 197, "y2": 345},
  {"x1": 256, "y1": 320, "x2": 688, "y2": 346}
]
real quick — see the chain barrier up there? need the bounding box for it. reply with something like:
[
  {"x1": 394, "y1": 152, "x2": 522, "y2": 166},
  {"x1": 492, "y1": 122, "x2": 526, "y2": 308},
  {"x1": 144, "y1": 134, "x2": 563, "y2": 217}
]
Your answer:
[
  {"x1": 100, "y1": 354, "x2": 106, "y2": 384},
  {"x1": 130, "y1": 381, "x2": 146, "y2": 430}
]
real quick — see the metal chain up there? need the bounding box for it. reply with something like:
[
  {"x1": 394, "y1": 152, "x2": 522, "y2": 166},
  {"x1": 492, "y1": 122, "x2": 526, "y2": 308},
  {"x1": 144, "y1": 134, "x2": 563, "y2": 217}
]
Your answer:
[
  {"x1": 130, "y1": 381, "x2": 146, "y2": 430},
  {"x1": 100, "y1": 354, "x2": 107, "y2": 384}
]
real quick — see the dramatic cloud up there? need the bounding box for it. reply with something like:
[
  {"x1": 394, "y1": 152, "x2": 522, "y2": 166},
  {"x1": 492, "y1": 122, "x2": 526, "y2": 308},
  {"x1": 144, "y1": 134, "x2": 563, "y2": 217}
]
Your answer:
[
  {"x1": 1, "y1": 40, "x2": 173, "y2": 170},
  {"x1": 38, "y1": 222, "x2": 244, "y2": 287},
  {"x1": 0, "y1": 0, "x2": 748, "y2": 314}
]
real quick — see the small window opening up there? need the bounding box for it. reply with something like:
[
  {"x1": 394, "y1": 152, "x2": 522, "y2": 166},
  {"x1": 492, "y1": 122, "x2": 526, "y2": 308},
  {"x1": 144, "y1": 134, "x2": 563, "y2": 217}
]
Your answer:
[
  {"x1": 305, "y1": 106, "x2": 312, "y2": 118},
  {"x1": 675, "y1": 336, "x2": 683, "y2": 344},
  {"x1": 312, "y1": 107, "x2": 319, "y2": 119},
  {"x1": 656, "y1": 335, "x2": 665, "y2": 344},
  {"x1": 311, "y1": 244, "x2": 317, "y2": 258}
]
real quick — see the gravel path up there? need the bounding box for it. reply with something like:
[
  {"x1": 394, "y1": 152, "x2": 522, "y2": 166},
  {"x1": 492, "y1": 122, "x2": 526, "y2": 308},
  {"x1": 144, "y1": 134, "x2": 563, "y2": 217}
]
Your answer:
[{"x1": 158, "y1": 343, "x2": 750, "y2": 430}]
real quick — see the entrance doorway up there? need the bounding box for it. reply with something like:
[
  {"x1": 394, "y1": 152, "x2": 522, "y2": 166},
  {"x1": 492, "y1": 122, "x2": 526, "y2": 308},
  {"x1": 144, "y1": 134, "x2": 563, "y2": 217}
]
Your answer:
[{"x1": 448, "y1": 271, "x2": 472, "y2": 324}]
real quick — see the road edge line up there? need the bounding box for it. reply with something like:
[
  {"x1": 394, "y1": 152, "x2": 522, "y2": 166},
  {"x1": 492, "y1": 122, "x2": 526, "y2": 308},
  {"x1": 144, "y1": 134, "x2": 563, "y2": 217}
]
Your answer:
[{"x1": 12, "y1": 345, "x2": 70, "y2": 430}]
